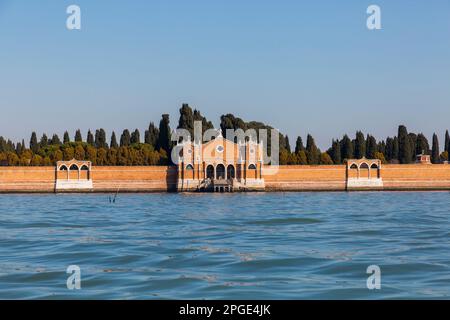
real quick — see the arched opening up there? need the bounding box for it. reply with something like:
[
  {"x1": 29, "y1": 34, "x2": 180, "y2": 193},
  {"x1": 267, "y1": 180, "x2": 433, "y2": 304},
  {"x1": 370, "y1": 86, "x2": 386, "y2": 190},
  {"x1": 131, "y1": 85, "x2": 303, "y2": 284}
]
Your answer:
[
  {"x1": 348, "y1": 163, "x2": 358, "y2": 179},
  {"x1": 80, "y1": 164, "x2": 89, "y2": 180},
  {"x1": 227, "y1": 165, "x2": 235, "y2": 179},
  {"x1": 59, "y1": 165, "x2": 68, "y2": 171},
  {"x1": 206, "y1": 165, "x2": 214, "y2": 180},
  {"x1": 371, "y1": 163, "x2": 379, "y2": 179},
  {"x1": 248, "y1": 163, "x2": 257, "y2": 179},
  {"x1": 216, "y1": 164, "x2": 225, "y2": 180},
  {"x1": 69, "y1": 164, "x2": 79, "y2": 180},
  {"x1": 185, "y1": 164, "x2": 194, "y2": 180},
  {"x1": 360, "y1": 163, "x2": 370, "y2": 179}
]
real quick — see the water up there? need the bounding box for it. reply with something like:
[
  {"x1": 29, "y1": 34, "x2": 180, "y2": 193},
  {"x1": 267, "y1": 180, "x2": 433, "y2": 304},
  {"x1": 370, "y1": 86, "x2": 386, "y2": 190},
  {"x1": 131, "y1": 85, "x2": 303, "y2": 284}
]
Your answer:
[{"x1": 0, "y1": 192, "x2": 449, "y2": 299}]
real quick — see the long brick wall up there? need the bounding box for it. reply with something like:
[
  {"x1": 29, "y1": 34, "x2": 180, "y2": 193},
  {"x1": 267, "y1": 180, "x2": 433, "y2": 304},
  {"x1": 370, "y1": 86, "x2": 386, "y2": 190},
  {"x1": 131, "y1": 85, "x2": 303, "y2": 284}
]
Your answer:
[{"x1": 1, "y1": 164, "x2": 450, "y2": 193}]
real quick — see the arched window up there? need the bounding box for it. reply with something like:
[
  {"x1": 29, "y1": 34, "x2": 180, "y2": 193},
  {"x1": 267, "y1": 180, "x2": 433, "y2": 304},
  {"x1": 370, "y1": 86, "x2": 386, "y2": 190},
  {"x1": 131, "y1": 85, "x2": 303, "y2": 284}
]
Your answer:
[
  {"x1": 206, "y1": 165, "x2": 214, "y2": 179},
  {"x1": 69, "y1": 164, "x2": 79, "y2": 170},
  {"x1": 350, "y1": 163, "x2": 358, "y2": 169},
  {"x1": 80, "y1": 165, "x2": 89, "y2": 171},
  {"x1": 248, "y1": 164, "x2": 257, "y2": 170},
  {"x1": 227, "y1": 165, "x2": 235, "y2": 179},
  {"x1": 216, "y1": 164, "x2": 226, "y2": 179},
  {"x1": 59, "y1": 165, "x2": 68, "y2": 171},
  {"x1": 370, "y1": 163, "x2": 379, "y2": 169},
  {"x1": 360, "y1": 163, "x2": 369, "y2": 169},
  {"x1": 186, "y1": 164, "x2": 194, "y2": 170}
]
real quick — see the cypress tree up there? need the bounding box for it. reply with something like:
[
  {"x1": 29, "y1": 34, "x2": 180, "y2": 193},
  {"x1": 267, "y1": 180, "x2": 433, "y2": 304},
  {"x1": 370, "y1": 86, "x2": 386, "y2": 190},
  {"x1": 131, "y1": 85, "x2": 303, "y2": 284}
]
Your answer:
[
  {"x1": 330, "y1": 139, "x2": 341, "y2": 164},
  {"x1": 177, "y1": 103, "x2": 195, "y2": 139},
  {"x1": 87, "y1": 130, "x2": 94, "y2": 146},
  {"x1": 354, "y1": 131, "x2": 366, "y2": 159},
  {"x1": 306, "y1": 134, "x2": 320, "y2": 165},
  {"x1": 398, "y1": 125, "x2": 413, "y2": 164},
  {"x1": 416, "y1": 133, "x2": 430, "y2": 155},
  {"x1": 445, "y1": 130, "x2": 449, "y2": 153},
  {"x1": 51, "y1": 134, "x2": 61, "y2": 146},
  {"x1": 295, "y1": 136, "x2": 305, "y2": 154},
  {"x1": 63, "y1": 131, "x2": 70, "y2": 144},
  {"x1": 75, "y1": 129, "x2": 83, "y2": 143},
  {"x1": 120, "y1": 129, "x2": 131, "y2": 147},
  {"x1": 285, "y1": 136, "x2": 291, "y2": 153},
  {"x1": 157, "y1": 114, "x2": 171, "y2": 153},
  {"x1": 30, "y1": 132, "x2": 39, "y2": 153},
  {"x1": 408, "y1": 133, "x2": 418, "y2": 162},
  {"x1": 110, "y1": 131, "x2": 118, "y2": 148},
  {"x1": 40, "y1": 134, "x2": 48, "y2": 148},
  {"x1": 366, "y1": 135, "x2": 377, "y2": 159},
  {"x1": 193, "y1": 109, "x2": 214, "y2": 135},
  {"x1": 431, "y1": 133, "x2": 440, "y2": 164},
  {"x1": 145, "y1": 122, "x2": 159, "y2": 148},
  {"x1": 96, "y1": 129, "x2": 107, "y2": 148},
  {"x1": 131, "y1": 129, "x2": 141, "y2": 144},
  {"x1": 340, "y1": 134, "x2": 354, "y2": 160},
  {"x1": 392, "y1": 137, "x2": 399, "y2": 161}
]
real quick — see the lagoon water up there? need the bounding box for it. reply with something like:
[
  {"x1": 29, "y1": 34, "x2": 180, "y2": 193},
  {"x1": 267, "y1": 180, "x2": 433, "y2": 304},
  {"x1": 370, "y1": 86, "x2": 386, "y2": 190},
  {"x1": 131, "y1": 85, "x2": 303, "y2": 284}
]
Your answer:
[{"x1": 0, "y1": 192, "x2": 449, "y2": 299}]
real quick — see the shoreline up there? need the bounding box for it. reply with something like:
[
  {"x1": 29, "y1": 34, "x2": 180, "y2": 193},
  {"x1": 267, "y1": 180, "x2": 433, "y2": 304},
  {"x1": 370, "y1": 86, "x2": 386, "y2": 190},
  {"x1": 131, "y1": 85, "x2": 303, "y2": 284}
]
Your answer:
[{"x1": 1, "y1": 164, "x2": 450, "y2": 193}]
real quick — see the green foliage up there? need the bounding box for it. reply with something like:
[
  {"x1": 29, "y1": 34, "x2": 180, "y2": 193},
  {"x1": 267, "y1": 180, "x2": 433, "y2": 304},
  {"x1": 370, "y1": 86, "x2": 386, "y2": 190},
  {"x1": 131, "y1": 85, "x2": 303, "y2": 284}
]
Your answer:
[
  {"x1": 295, "y1": 136, "x2": 304, "y2": 154},
  {"x1": 398, "y1": 125, "x2": 414, "y2": 164},
  {"x1": 157, "y1": 114, "x2": 171, "y2": 154},
  {"x1": 354, "y1": 131, "x2": 366, "y2": 159},
  {"x1": 75, "y1": 129, "x2": 83, "y2": 143},
  {"x1": 431, "y1": 133, "x2": 440, "y2": 164}
]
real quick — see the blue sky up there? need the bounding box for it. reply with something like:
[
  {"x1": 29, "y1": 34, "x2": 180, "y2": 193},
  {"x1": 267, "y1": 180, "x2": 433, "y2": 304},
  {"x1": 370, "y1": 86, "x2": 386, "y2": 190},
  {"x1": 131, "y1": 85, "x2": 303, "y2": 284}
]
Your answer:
[{"x1": 0, "y1": 0, "x2": 449, "y2": 149}]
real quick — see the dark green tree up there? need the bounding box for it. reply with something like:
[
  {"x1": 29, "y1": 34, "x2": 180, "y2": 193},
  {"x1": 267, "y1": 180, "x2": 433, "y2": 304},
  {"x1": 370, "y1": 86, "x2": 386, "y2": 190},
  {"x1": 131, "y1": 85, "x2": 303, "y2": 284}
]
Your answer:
[
  {"x1": 30, "y1": 132, "x2": 39, "y2": 153},
  {"x1": 177, "y1": 103, "x2": 194, "y2": 139},
  {"x1": 157, "y1": 114, "x2": 171, "y2": 153},
  {"x1": 285, "y1": 136, "x2": 291, "y2": 153},
  {"x1": 416, "y1": 133, "x2": 430, "y2": 155},
  {"x1": 110, "y1": 131, "x2": 118, "y2": 148},
  {"x1": 193, "y1": 109, "x2": 214, "y2": 135},
  {"x1": 354, "y1": 131, "x2": 366, "y2": 159},
  {"x1": 75, "y1": 129, "x2": 83, "y2": 143},
  {"x1": 145, "y1": 122, "x2": 159, "y2": 148},
  {"x1": 445, "y1": 130, "x2": 449, "y2": 153},
  {"x1": 366, "y1": 135, "x2": 377, "y2": 159},
  {"x1": 120, "y1": 129, "x2": 131, "y2": 147},
  {"x1": 431, "y1": 133, "x2": 440, "y2": 164},
  {"x1": 306, "y1": 134, "x2": 320, "y2": 164},
  {"x1": 398, "y1": 125, "x2": 414, "y2": 164},
  {"x1": 329, "y1": 139, "x2": 341, "y2": 164},
  {"x1": 50, "y1": 134, "x2": 61, "y2": 145},
  {"x1": 39, "y1": 134, "x2": 48, "y2": 148},
  {"x1": 63, "y1": 131, "x2": 70, "y2": 144},
  {"x1": 87, "y1": 130, "x2": 94, "y2": 146},
  {"x1": 95, "y1": 129, "x2": 107, "y2": 148},
  {"x1": 295, "y1": 136, "x2": 305, "y2": 154},
  {"x1": 131, "y1": 129, "x2": 141, "y2": 144},
  {"x1": 340, "y1": 134, "x2": 353, "y2": 160}
]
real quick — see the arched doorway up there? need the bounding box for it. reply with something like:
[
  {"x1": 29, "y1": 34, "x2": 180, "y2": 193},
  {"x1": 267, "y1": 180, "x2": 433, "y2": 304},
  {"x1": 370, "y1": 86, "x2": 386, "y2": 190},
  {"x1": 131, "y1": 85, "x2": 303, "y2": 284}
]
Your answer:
[
  {"x1": 206, "y1": 165, "x2": 214, "y2": 179},
  {"x1": 227, "y1": 165, "x2": 235, "y2": 179},
  {"x1": 216, "y1": 164, "x2": 225, "y2": 180}
]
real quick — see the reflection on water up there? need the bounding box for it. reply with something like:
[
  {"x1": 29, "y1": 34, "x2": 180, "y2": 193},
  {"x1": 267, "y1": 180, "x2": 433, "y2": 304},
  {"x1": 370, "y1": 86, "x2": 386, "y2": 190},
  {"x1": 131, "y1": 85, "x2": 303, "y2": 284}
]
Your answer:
[{"x1": 0, "y1": 192, "x2": 449, "y2": 299}]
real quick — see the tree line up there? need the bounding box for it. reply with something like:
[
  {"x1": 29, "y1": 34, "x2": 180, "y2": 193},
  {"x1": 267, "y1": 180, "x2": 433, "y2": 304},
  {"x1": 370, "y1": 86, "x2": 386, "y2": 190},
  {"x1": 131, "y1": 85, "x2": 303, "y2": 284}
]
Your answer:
[{"x1": 0, "y1": 104, "x2": 449, "y2": 166}]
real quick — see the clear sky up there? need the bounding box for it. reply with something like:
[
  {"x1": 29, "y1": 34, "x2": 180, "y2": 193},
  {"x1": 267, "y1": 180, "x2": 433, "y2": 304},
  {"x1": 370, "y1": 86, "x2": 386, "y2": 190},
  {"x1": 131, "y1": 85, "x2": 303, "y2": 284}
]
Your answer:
[{"x1": 0, "y1": 0, "x2": 449, "y2": 149}]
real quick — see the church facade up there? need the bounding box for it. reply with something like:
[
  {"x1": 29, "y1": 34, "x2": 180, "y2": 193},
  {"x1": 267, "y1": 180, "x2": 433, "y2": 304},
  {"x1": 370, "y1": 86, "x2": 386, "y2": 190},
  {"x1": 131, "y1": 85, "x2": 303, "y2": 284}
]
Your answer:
[{"x1": 176, "y1": 134, "x2": 265, "y2": 192}]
